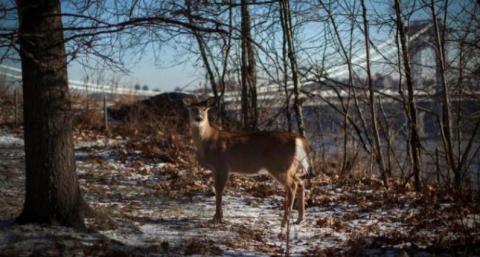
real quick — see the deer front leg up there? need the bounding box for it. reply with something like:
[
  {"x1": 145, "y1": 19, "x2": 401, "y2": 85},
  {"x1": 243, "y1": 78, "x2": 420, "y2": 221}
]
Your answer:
[
  {"x1": 294, "y1": 178, "x2": 305, "y2": 224},
  {"x1": 212, "y1": 169, "x2": 229, "y2": 224},
  {"x1": 281, "y1": 180, "x2": 297, "y2": 228}
]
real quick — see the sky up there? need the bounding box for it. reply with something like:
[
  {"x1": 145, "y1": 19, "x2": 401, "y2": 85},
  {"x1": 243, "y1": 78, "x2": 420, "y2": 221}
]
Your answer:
[{"x1": 68, "y1": 51, "x2": 202, "y2": 92}]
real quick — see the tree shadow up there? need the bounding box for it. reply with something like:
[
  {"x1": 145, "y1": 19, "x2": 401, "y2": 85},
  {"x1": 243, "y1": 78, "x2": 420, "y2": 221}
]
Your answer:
[
  {"x1": 0, "y1": 219, "x2": 15, "y2": 229},
  {"x1": 0, "y1": 146, "x2": 24, "y2": 160},
  {"x1": 0, "y1": 220, "x2": 174, "y2": 256},
  {"x1": 125, "y1": 215, "x2": 209, "y2": 228}
]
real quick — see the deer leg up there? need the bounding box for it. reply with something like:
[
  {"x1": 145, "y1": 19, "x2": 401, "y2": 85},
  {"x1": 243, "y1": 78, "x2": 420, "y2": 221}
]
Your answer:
[
  {"x1": 212, "y1": 169, "x2": 229, "y2": 224},
  {"x1": 281, "y1": 178, "x2": 297, "y2": 228},
  {"x1": 294, "y1": 177, "x2": 304, "y2": 224}
]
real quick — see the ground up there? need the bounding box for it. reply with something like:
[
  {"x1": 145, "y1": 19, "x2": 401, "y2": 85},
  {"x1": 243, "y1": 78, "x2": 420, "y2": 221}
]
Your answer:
[{"x1": 0, "y1": 126, "x2": 479, "y2": 257}]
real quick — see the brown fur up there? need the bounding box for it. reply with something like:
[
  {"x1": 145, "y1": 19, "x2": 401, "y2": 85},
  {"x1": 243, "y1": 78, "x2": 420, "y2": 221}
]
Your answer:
[{"x1": 188, "y1": 104, "x2": 309, "y2": 226}]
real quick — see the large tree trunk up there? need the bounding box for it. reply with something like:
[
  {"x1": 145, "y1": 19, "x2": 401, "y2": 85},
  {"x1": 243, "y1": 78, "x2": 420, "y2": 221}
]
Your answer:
[
  {"x1": 360, "y1": 0, "x2": 388, "y2": 187},
  {"x1": 16, "y1": 0, "x2": 86, "y2": 229},
  {"x1": 394, "y1": 0, "x2": 422, "y2": 191},
  {"x1": 240, "y1": 0, "x2": 257, "y2": 130}
]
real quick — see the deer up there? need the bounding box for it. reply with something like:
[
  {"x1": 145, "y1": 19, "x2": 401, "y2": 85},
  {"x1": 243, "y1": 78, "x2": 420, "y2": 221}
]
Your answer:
[{"x1": 185, "y1": 97, "x2": 313, "y2": 227}]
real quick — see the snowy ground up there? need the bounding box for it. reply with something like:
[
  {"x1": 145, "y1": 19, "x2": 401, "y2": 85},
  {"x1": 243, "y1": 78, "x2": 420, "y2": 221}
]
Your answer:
[{"x1": 1, "y1": 128, "x2": 479, "y2": 256}]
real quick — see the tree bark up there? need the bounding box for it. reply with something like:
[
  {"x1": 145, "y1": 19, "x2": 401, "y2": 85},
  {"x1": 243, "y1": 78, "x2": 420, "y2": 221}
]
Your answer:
[
  {"x1": 16, "y1": 0, "x2": 86, "y2": 229},
  {"x1": 279, "y1": 4, "x2": 292, "y2": 132},
  {"x1": 240, "y1": 0, "x2": 257, "y2": 130},
  {"x1": 360, "y1": 0, "x2": 388, "y2": 187},
  {"x1": 394, "y1": 0, "x2": 422, "y2": 191}
]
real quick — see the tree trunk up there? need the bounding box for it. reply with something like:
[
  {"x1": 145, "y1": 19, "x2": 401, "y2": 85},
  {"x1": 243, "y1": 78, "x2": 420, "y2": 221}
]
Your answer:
[
  {"x1": 280, "y1": 0, "x2": 305, "y2": 137},
  {"x1": 430, "y1": 0, "x2": 459, "y2": 190},
  {"x1": 218, "y1": 1, "x2": 234, "y2": 125},
  {"x1": 279, "y1": 1, "x2": 292, "y2": 132},
  {"x1": 360, "y1": 0, "x2": 388, "y2": 187},
  {"x1": 240, "y1": 0, "x2": 257, "y2": 130},
  {"x1": 16, "y1": 0, "x2": 86, "y2": 229},
  {"x1": 394, "y1": 0, "x2": 422, "y2": 191}
]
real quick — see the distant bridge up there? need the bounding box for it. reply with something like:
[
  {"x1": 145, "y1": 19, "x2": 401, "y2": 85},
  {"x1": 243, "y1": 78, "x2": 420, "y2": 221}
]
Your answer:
[
  {"x1": 0, "y1": 64, "x2": 158, "y2": 97},
  {"x1": 221, "y1": 82, "x2": 479, "y2": 110},
  {"x1": 221, "y1": 20, "x2": 479, "y2": 107}
]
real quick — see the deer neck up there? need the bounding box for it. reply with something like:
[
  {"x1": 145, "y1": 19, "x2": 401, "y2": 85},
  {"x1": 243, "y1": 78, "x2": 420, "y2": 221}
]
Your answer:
[{"x1": 192, "y1": 119, "x2": 216, "y2": 147}]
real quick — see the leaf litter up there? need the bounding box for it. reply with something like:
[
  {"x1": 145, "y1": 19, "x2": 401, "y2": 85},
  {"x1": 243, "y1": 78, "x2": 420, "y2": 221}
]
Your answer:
[{"x1": 0, "y1": 128, "x2": 479, "y2": 256}]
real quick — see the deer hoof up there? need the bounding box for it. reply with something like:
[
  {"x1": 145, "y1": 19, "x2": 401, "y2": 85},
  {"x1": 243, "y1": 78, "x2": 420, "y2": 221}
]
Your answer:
[{"x1": 294, "y1": 217, "x2": 303, "y2": 225}]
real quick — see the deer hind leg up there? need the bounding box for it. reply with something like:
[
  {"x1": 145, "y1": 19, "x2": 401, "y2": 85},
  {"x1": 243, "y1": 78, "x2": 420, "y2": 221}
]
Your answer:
[
  {"x1": 293, "y1": 175, "x2": 304, "y2": 224},
  {"x1": 212, "y1": 169, "x2": 229, "y2": 224},
  {"x1": 275, "y1": 173, "x2": 298, "y2": 228}
]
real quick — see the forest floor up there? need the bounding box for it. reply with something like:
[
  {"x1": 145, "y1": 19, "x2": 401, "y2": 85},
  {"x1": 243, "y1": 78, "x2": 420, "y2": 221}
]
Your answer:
[{"x1": 1, "y1": 126, "x2": 480, "y2": 257}]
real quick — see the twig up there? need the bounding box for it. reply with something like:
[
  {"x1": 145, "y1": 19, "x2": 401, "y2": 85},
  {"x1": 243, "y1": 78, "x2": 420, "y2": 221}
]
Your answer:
[{"x1": 285, "y1": 213, "x2": 291, "y2": 257}]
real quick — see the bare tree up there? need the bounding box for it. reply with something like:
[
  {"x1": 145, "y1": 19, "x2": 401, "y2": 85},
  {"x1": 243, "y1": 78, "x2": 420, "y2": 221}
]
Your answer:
[
  {"x1": 318, "y1": 0, "x2": 357, "y2": 174},
  {"x1": 429, "y1": 0, "x2": 458, "y2": 189},
  {"x1": 186, "y1": 1, "x2": 234, "y2": 125},
  {"x1": 360, "y1": 0, "x2": 388, "y2": 187},
  {"x1": 185, "y1": 0, "x2": 220, "y2": 108},
  {"x1": 394, "y1": 0, "x2": 422, "y2": 191},
  {"x1": 279, "y1": 0, "x2": 305, "y2": 136}
]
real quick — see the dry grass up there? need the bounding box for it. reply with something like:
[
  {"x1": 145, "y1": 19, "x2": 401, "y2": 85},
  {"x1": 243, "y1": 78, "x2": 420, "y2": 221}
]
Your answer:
[{"x1": 103, "y1": 93, "x2": 197, "y2": 168}]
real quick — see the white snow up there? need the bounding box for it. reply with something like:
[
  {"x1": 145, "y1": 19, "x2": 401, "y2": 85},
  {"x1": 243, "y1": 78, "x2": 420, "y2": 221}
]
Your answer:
[{"x1": 0, "y1": 133, "x2": 23, "y2": 146}]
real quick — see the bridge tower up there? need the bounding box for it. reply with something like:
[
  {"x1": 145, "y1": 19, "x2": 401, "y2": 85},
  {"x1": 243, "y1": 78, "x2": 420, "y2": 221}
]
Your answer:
[{"x1": 407, "y1": 19, "x2": 444, "y2": 91}]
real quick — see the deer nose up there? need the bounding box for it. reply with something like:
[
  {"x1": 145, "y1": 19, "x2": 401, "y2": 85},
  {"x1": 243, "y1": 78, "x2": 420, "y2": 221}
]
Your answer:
[{"x1": 195, "y1": 116, "x2": 203, "y2": 122}]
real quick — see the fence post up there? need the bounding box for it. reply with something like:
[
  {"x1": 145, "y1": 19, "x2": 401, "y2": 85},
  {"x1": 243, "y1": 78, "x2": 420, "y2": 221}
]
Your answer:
[
  {"x1": 103, "y1": 94, "x2": 108, "y2": 133},
  {"x1": 14, "y1": 89, "x2": 18, "y2": 126},
  {"x1": 435, "y1": 148, "x2": 441, "y2": 185}
]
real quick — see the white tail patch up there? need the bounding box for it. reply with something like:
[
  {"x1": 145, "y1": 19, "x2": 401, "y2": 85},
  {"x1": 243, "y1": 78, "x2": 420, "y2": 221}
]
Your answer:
[{"x1": 295, "y1": 138, "x2": 310, "y2": 175}]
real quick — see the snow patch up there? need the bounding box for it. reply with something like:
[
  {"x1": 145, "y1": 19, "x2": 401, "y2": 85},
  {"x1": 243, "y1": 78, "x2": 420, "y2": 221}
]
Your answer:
[{"x1": 0, "y1": 133, "x2": 23, "y2": 147}]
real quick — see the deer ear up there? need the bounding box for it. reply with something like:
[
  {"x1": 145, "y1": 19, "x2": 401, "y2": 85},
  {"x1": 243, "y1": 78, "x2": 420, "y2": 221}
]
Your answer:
[{"x1": 205, "y1": 97, "x2": 216, "y2": 107}]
